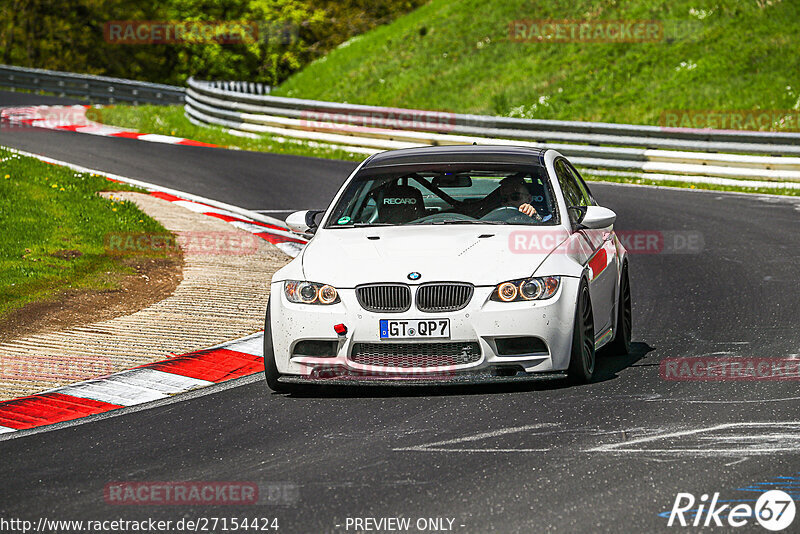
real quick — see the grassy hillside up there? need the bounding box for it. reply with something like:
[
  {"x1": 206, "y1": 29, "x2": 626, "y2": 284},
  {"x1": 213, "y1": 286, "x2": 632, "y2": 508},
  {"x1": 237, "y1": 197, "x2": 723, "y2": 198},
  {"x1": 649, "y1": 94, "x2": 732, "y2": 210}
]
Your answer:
[{"x1": 274, "y1": 0, "x2": 800, "y2": 126}]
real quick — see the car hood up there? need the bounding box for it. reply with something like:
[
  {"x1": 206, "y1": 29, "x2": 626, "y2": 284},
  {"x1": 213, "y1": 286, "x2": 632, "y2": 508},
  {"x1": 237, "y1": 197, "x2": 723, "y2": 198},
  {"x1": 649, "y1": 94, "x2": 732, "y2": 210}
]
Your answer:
[{"x1": 300, "y1": 225, "x2": 570, "y2": 287}]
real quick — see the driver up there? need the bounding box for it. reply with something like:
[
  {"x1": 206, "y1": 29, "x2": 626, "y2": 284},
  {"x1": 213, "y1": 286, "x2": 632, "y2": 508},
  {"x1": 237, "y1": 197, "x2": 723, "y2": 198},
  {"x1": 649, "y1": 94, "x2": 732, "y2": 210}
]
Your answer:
[{"x1": 495, "y1": 176, "x2": 541, "y2": 219}]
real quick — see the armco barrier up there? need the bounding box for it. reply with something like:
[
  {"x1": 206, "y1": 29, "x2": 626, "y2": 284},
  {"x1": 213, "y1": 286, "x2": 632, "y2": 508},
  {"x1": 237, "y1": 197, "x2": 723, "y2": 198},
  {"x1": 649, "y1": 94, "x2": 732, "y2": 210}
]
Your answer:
[
  {"x1": 0, "y1": 64, "x2": 184, "y2": 105},
  {"x1": 185, "y1": 77, "x2": 800, "y2": 182},
  {"x1": 2, "y1": 66, "x2": 798, "y2": 183}
]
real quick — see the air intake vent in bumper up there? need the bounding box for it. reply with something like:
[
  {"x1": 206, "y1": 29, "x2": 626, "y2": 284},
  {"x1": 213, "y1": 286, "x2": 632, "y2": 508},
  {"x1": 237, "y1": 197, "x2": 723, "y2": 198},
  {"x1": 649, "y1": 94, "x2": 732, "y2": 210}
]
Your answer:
[{"x1": 350, "y1": 342, "x2": 481, "y2": 367}]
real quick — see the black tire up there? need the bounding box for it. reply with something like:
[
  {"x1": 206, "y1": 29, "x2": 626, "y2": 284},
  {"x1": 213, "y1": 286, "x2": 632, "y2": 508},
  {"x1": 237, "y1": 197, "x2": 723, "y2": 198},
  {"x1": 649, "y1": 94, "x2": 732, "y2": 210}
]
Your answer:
[
  {"x1": 264, "y1": 298, "x2": 290, "y2": 393},
  {"x1": 605, "y1": 263, "x2": 632, "y2": 356},
  {"x1": 568, "y1": 279, "x2": 595, "y2": 384}
]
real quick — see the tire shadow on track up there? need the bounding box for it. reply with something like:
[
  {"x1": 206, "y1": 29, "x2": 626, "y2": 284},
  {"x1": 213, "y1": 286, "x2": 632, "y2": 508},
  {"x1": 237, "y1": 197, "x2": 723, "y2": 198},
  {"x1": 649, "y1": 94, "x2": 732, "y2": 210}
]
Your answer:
[
  {"x1": 268, "y1": 342, "x2": 654, "y2": 399},
  {"x1": 594, "y1": 341, "x2": 656, "y2": 382}
]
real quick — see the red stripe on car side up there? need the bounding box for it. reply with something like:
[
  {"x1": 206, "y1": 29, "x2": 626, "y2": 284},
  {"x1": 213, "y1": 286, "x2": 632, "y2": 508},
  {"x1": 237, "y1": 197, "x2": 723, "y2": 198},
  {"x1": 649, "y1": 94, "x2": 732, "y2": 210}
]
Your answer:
[{"x1": 588, "y1": 248, "x2": 608, "y2": 279}]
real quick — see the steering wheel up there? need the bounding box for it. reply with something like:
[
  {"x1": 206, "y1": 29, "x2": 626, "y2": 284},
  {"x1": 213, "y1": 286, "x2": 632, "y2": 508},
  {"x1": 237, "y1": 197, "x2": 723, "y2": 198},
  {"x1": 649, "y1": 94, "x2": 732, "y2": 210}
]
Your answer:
[
  {"x1": 487, "y1": 206, "x2": 520, "y2": 215},
  {"x1": 482, "y1": 206, "x2": 521, "y2": 218},
  {"x1": 410, "y1": 212, "x2": 477, "y2": 224},
  {"x1": 481, "y1": 206, "x2": 536, "y2": 224}
]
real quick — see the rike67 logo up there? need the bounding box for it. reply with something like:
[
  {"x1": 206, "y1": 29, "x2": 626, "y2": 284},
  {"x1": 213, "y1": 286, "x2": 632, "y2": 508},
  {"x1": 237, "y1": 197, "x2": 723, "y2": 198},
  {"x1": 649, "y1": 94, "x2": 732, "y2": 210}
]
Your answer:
[{"x1": 667, "y1": 490, "x2": 795, "y2": 531}]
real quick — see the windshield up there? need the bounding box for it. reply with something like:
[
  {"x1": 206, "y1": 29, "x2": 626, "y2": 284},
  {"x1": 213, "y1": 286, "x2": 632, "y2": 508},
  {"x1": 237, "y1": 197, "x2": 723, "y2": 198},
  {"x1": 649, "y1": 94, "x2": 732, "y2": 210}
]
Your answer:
[{"x1": 324, "y1": 165, "x2": 559, "y2": 228}]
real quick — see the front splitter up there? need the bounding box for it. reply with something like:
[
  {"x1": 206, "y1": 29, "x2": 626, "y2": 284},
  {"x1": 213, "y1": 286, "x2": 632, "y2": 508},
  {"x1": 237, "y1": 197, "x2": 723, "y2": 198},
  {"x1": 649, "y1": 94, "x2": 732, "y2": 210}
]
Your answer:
[{"x1": 279, "y1": 371, "x2": 568, "y2": 387}]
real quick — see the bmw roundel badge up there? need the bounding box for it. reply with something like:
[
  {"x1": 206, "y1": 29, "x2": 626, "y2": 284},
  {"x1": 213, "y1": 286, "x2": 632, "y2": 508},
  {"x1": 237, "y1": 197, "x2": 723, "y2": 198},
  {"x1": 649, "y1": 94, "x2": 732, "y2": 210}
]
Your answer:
[{"x1": 408, "y1": 272, "x2": 421, "y2": 281}]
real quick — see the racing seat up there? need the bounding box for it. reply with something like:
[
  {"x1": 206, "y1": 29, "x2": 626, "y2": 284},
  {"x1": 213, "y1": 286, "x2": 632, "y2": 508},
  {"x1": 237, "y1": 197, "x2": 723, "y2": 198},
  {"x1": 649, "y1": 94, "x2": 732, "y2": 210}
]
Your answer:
[{"x1": 374, "y1": 184, "x2": 426, "y2": 224}]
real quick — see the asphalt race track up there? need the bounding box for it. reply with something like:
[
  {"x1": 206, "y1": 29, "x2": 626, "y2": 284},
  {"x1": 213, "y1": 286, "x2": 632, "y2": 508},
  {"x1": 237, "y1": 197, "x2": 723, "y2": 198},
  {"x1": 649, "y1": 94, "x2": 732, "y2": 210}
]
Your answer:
[
  {"x1": 2, "y1": 91, "x2": 800, "y2": 532},
  {"x1": 0, "y1": 92, "x2": 354, "y2": 211}
]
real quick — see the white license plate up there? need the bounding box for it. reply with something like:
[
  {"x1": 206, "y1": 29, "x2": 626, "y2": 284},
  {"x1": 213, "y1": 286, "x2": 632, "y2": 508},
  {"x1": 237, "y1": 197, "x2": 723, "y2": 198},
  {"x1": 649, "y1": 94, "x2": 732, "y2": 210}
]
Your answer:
[{"x1": 379, "y1": 319, "x2": 450, "y2": 339}]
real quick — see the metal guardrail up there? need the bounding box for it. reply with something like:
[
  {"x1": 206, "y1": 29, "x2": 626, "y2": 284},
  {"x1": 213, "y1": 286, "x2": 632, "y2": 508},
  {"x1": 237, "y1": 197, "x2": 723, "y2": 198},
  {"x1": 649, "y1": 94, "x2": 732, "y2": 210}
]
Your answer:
[
  {"x1": 195, "y1": 80, "x2": 271, "y2": 96},
  {"x1": 0, "y1": 64, "x2": 184, "y2": 105},
  {"x1": 185, "y1": 77, "x2": 800, "y2": 183}
]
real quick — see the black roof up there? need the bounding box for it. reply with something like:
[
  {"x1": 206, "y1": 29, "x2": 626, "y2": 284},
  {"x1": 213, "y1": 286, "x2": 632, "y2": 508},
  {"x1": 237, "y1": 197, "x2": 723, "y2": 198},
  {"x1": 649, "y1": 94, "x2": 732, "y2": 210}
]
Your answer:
[{"x1": 361, "y1": 145, "x2": 547, "y2": 169}]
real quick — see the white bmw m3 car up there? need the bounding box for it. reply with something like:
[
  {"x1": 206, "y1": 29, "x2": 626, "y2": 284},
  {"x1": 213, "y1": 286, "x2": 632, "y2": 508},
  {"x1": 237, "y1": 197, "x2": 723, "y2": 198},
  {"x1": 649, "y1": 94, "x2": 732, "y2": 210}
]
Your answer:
[{"x1": 264, "y1": 146, "x2": 631, "y2": 390}]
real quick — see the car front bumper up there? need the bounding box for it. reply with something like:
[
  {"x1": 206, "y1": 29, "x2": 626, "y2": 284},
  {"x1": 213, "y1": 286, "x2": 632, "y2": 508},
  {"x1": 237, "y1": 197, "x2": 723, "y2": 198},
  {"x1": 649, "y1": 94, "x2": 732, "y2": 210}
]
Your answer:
[{"x1": 269, "y1": 276, "x2": 580, "y2": 381}]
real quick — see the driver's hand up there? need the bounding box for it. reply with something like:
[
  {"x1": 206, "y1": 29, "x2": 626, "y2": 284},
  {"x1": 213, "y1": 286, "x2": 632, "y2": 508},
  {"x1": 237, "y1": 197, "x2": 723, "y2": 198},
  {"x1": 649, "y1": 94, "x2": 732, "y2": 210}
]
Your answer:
[{"x1": 518, "y1": 203, "x2": 538, "y2": 217}]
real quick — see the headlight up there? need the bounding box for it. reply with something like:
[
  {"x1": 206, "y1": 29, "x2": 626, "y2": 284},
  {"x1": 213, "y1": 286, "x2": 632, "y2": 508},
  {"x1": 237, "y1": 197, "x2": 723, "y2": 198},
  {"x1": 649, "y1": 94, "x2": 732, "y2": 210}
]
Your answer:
[
  {"x1": 491, "y1": 276, "x2": 560, "y2": 302},
  {"x1": 285, "y1": 281, "x2": 340, "y2": 305}
]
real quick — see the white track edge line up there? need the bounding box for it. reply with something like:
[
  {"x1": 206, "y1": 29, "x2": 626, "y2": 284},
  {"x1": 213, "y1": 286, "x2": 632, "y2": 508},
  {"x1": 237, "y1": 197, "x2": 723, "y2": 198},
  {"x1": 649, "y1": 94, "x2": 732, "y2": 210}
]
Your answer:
[{"x1": 0, "y1": 144, "x2": 289, "y2": 228}]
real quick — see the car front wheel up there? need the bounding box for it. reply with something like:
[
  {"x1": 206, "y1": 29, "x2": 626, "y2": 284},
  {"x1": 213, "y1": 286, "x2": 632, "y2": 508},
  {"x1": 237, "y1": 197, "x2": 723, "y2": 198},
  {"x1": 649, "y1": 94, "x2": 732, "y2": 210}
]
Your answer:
[
  {"x1": 605, "y1": 262, "x2": 632, "y2": 356},
  {"x1": 264, "y1": 298, "x2": 290, "y2": 393},
  {"x1": 568, "y1": 279, "x2": 595, "y2": 384}
]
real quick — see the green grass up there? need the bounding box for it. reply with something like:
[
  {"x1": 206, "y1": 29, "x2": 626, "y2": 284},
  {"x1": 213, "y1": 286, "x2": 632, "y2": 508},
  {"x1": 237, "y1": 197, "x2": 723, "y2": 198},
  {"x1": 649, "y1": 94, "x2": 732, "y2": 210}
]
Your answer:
[
  {"x1": 273, "y1": 0, "x2": 800, "y2": 126},
  {"x1": 0, "y1": 147, "x2": 169, "y2": 318},
  {"x1": 97, "y1": 105, "x2": 363, "y2": 162}
]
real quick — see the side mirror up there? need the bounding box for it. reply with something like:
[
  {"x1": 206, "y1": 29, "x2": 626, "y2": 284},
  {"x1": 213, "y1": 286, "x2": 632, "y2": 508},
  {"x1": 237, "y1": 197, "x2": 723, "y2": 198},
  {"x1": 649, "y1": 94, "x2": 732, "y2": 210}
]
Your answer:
[
  {"x1": 285, "y1": 210, "x2": 322, "y2": 235},
  {"x1": 577, "y1": 206, "x2": 616, "y2": 229}
]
